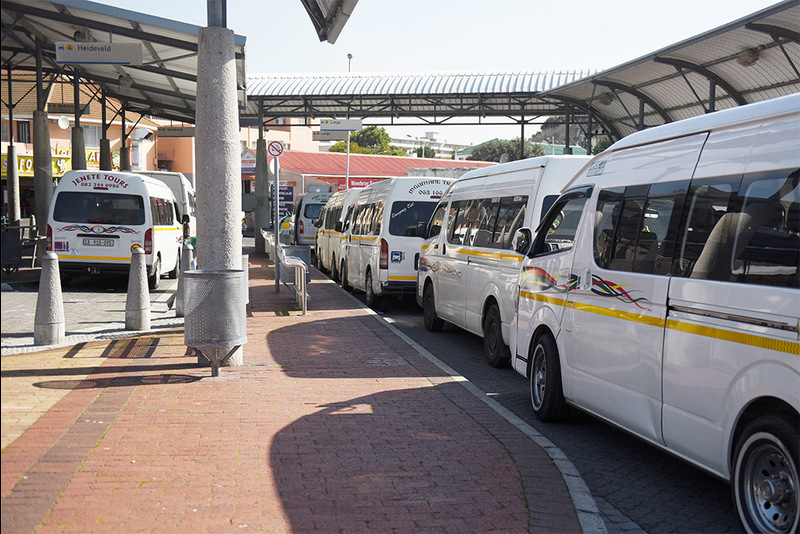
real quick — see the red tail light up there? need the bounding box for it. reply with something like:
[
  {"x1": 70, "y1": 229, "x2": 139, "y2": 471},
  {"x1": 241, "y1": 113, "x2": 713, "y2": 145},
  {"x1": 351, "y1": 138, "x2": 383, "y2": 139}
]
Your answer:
[
  {"x1": 46, "y1": 224, "x2": 52, "y2": 251},
  {"x1": 144, "y1": 228, "x2": 153, "y2": 254},
  {"x1": 299, "y1": 220, "x2": 305, "y2": 235},
  {"x1": 379, "y1": 239, "x2": 389, "y2": 270}
]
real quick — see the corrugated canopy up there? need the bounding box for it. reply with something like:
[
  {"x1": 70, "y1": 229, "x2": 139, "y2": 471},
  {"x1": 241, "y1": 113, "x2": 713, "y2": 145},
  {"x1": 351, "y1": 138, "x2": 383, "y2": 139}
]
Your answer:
[
  {"x1": 1, "y1": 0, "x2": 247, "y2": 123},
  {"x1": 246, "y1": 0, "x2": 799, "y2": 143},
  {"x1": 541, "y1": 0, "x2": 800, "y2": 140}
]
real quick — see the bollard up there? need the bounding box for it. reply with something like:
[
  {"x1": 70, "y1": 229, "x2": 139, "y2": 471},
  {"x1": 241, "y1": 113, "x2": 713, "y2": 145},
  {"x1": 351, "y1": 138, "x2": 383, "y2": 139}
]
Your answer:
[
  {"x1": 125, "y1": 247, "x2": 151, "y2": 330},
  {"x1": 176, "y1": 242, "x2": 194, "y2": 317},
  {"x1": 34, "y1": 252, "x2": 65, "y2": 345}
]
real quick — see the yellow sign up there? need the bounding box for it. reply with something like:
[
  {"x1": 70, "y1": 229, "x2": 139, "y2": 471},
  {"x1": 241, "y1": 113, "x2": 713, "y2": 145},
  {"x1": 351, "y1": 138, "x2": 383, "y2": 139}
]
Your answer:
[{"x1": 1, "y1": 149, "x2": 120, "y2": 178}]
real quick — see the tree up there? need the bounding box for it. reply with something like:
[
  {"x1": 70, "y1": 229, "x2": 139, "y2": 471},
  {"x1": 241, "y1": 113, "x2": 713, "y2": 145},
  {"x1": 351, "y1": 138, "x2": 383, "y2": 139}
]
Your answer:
[
  {"x1": 467, "y1": 138, "x2": 546, "y2": 163},
  {"x1": 530, "y1": 116, "x2": 588, "y2": 149},
  {"x1": 592, "y1": 137, "x2": 613, "y2": 154},
  {"x1": 328, "y1": 125, "x2": 404, "y2": 156},
  {"x1": 415, "y1": 146, "x2": 436, "y2": 158}
]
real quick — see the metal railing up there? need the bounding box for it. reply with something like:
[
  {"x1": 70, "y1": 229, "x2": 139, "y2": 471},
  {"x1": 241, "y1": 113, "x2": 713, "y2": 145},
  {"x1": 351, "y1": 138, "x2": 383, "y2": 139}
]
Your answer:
[{"x1": 261, "y1": 229, "x2": 308, "y2": 314}]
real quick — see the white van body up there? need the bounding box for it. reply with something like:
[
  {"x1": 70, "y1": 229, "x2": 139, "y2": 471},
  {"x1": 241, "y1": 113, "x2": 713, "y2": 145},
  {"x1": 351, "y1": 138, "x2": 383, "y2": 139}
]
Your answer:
[
  {"x1": 416, "y1": 155, "x2": 590, "y2": 367},
  {"x1": 314, "y1": 187, "x2": 360, "y2": 280},
  {"x1": 341, "y1": 177, "x2": 454, "y2": 306},
  {"x1": 290, "y1": 192, "x2": 332, "y2": 246},
  {"x1": 47, "y1": 170, "x2": 182, "y2": 289},
  {"x1": 136, "y1": 171, "x2": 197, "y2": 243},
  {"x1": 511, "y1": 94, "x2": 799, "y2": 533}
]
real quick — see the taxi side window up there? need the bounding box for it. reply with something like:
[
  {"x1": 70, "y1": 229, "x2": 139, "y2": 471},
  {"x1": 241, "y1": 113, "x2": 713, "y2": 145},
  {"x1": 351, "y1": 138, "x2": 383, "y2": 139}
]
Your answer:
[
  {"x1": 679, "y1": 168, "x2": 799, "y2": 288},
  {"x1": 428, "y1": 203, "x2": 447, "y2": 238},
  {"x1": 594, "y1": 181, "x2": 687, "y2": 275},
  {"x1": 532, "y1": 192, "x2": 590, "y2": 256}
]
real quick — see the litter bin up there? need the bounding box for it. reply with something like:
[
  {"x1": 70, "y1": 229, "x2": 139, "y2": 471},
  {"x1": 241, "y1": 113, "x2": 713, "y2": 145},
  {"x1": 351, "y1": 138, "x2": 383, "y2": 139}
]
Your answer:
[{"x1": 184, "y1": 269, "x2": 247, "y2": 376}]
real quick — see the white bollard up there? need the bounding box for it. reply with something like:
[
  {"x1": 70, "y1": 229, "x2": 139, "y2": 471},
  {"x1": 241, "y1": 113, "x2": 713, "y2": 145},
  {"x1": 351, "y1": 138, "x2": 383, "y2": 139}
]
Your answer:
[
  {"x1": 34, "y1": 252, "x2": 65, "y2": 345},
  {"x1": 125, "y1": 247, "x2": 151, "y2": 331},
  {"x1": 176, "y1": 242, "x2": 194, "y2": 317}
]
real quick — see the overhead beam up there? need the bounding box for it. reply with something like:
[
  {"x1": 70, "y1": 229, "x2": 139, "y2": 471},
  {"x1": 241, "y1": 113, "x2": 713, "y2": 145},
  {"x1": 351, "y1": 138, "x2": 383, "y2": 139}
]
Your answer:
[
  {"x1": 653, "y1": 56, "x2": 747, "y2": 106},
  {"x1": 745, "y1": 22, "x2": 800, "y2": 44},
  {"x1": 591, "y1": 80, "x2": 672, "y2": 124}
]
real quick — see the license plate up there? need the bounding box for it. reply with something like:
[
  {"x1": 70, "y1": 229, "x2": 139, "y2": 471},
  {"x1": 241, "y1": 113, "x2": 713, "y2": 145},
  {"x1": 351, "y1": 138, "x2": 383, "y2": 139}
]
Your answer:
[{"x1": 83, "y1": 238, "x2": 115, "y2": 247}]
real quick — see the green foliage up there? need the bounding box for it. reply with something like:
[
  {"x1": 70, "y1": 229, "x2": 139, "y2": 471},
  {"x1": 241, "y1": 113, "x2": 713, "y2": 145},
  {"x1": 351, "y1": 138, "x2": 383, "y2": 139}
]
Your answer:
[
  {"x1": 467, "y1": 138, "x2": 546, "y2": 163},
  {"x1": 592, "y1": 137, "x2": 613, "y2": 154},
  {"x1": 328, "y1": 126, "x2": 404, "y2": 156},
  {"x1": 415, "y1": 146, "x2": 436, "y2": 158}
]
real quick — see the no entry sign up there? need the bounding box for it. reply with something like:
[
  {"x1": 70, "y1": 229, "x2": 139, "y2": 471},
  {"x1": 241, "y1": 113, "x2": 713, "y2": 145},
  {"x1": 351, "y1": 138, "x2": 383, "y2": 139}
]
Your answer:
[{"x1": 267, "y1": 140, "x2": 285, "y2": 158}]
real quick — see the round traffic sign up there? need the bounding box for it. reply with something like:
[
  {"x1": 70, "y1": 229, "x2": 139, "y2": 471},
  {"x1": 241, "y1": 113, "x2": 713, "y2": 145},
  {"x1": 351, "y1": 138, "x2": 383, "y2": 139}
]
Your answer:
[{"x1": 267, "y1": 140, "x2": 284, "y2": 157}]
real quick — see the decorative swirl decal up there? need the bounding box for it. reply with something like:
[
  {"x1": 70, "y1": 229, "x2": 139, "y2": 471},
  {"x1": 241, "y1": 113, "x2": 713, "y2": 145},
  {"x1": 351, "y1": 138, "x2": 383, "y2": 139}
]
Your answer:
[
  {"x1": 523, "y1": 266, "x2": 579, "y2": 293},
  {"x1": 589, "y1": 275, "x2": 649, "y2": 309},
  {"x1": 59, "y1": 224, "x2": 139, "y2": 235}
]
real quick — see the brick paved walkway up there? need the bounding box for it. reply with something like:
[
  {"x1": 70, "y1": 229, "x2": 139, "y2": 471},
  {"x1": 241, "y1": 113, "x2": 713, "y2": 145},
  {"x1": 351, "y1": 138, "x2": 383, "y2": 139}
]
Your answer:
[{"x1": 1, "y1": 252, "x2": 584, "y2": 533}]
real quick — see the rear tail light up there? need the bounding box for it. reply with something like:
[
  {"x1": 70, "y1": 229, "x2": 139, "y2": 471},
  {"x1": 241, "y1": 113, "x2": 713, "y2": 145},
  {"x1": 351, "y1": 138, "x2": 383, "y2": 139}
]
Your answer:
[
  {"x1": 144, "y1": 228, "x2": 153, "y2": 254},
  {"x1": 379, "y1": 239, "x2": 389, "y2": 270},
  {"x1": 46, "y1": 224, "x2": 52, "y2": 251},
  {"x1": 299, "y1": 220, "x2": 305, "y2": 236}
]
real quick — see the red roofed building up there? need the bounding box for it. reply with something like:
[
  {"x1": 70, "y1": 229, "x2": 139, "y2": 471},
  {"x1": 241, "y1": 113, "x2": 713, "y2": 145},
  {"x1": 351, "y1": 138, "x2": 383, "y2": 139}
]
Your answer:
[{"x1": 242, "y1": 149, "x2": 495, "y2": 194}]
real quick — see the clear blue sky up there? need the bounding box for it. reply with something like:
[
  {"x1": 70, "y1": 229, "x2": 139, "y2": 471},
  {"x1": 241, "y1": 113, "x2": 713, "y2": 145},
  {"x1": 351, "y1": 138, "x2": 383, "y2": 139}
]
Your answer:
[{"x1": 101, "y1": 0, "x2": 781, "y2": 145}]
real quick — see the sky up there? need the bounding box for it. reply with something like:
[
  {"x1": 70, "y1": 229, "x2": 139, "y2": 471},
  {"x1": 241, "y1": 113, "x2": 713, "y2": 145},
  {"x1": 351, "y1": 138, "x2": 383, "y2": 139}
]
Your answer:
[{"x1": 100, "y1": 0, "x2": 781, "y2": 146}]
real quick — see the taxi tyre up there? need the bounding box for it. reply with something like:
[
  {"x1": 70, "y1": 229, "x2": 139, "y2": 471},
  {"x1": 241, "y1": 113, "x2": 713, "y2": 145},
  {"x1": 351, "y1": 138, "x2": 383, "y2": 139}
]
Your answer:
[
  {"x1": 168, "y1": 250, "x2": 180, "y2": 279},
  {"x1": 365, "y1": 270, "x2": 382, "y2": 308},
  {"x1": 423, "y1": 283, "x2": 444, "y2": 332},
  {"x1": 340, "y1": 260, "x2": 352, "y2": 292},
  {"x1": 483, "y1": 304, "x2": 511, "y2": 368},
  {"x1": 733, "y1": 413, "x2": 799, "y2": 534},
  {"x1": 148, "y1": 256, "x2": 161, "y2": 290},
  {"x1": 331, "y1": 255, "x2": 340, "y2": 282},
  {"x1": 530, "y1": 332, "x2": 569, "y2": 422}
]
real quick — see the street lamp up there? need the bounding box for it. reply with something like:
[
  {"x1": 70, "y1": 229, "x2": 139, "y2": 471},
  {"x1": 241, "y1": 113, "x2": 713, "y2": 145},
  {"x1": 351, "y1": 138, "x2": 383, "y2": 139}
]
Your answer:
[{"x1": 347, "y1": 53, "x2": 352, "y2": 72}]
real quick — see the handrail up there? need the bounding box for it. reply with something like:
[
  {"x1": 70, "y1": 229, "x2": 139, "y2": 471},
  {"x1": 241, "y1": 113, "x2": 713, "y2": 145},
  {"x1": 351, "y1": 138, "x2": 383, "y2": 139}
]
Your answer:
[{"x1": 261, "y1": 229, "x2": 308, "y2": 314}]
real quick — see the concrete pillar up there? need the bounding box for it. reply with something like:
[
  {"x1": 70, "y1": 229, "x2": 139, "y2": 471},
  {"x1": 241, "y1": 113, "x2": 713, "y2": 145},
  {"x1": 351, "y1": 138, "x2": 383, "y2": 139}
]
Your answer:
[
  {"x1": 34, "y1": 252, "x2": 65, "y2": 345},
  {"x1": 71, "y1": 127, "x2": 86, "y2": 170},
  {"x1": 6, "y1": 145, "x2": 21, "y2": 226},
  {"x1": 125, "y1": 247, "x2": 151, "y2": 330},
  {"x1": 99, "y1": 138, "x2": 112, "y2": 170},
  {"x1": 254, "y1": 138, "x2": 268, "y2": 253},
  {"x1": 193, "y1": 25, "x2": 243, "y2": 367},
  {"x1": 33, "y1": 110, "x2": 53, "y2": 247}
]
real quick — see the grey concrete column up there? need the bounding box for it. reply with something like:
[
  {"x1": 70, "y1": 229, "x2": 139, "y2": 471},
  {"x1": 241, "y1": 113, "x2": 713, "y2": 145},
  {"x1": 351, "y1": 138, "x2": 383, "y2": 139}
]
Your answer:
[
  {"x1": 254, "y1": 138, "x2": 268, "y2": 253},
  {"x1": 194, "y1": 25, "x2": 243, "y2": 367},
  {"x1": 34, "y1": 252, "x2": 65, "y2": 345},
  {"x1": 119, "y1": 146, "x2": 130, "y2": 171},
  {"x1": 33, "y1": 110, "x2": 53, "y2": 244},
  {"x1": 71, "y1": 127, "x2": 86, "y2": 170},
  {"x1": 6, "y1": 145, "x2": 21, "y2": 225},
  {"x1": 99, "y1": 138, "x2": 112, "y2": 170}
]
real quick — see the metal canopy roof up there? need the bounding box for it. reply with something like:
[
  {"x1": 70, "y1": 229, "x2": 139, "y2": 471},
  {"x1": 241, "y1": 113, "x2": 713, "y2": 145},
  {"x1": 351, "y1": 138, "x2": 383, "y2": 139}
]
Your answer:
[
  {"x1": 301, "y1": 0, "x2": 359, "y2": 44},
  {"x1": 245, "y1": 70, "x2": 594, "y2": 125},
  {"x1": 246, "y1": 0, "x2": 799, "y2": 142},
  {"x1": 541, "y1": 0, "x2": 800, "y2": 140},
  {"x1": 1, "y1": 0, "x2": 247, "y2": 124}
]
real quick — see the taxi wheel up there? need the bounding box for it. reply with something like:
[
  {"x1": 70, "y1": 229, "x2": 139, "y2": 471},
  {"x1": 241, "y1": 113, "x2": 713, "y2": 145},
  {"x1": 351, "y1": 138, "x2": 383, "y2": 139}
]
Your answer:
[
  {"x1": 365, "y1": 270, "x2": 382, "y2": 308},
  {"x1": 148, "y1": 257, "x2": 161, "y2": 290},
  {"x1": 483, "y1": 304, "x2": 510, "y2": 368},
  {"x1": 529, "y1": 332, "x2": 568, "y2": 422},
  {"x1": 340, "y1": 261, "x2": 352, "y2": 292},
  {"x1": 422, "y1": 284, "x2": 444, "y2": 332},
  {"x1": 733, "y1": 414, "x2": 799, "y2": 534},
  {"x1": 331, "y1": 255, "x2": 340, "y2": 282}
]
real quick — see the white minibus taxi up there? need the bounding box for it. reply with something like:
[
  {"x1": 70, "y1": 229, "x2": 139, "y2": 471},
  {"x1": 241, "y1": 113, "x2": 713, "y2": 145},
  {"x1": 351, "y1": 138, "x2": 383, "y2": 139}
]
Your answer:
[
  {"x1": 289, "y1": 191, "x2": 332, "y2": 247},
  {"x1": 136, "y1": 170, "x2": 197, "y2": 244},
  {"x1": 314, "y1": 187, "x2": 360, "y2": 281},
  {"x1": 416, "y1": 155, "x2": 590, "y2": 367},
  {"x1": 47, "y1": 170, "x2": 182, "y2": 289},
  {"x1": 511, "y1": 93, "x2": 799, "y2": 533},
  {"x1": 341, "y1": 176, "x2": 454, "y2": 307}
]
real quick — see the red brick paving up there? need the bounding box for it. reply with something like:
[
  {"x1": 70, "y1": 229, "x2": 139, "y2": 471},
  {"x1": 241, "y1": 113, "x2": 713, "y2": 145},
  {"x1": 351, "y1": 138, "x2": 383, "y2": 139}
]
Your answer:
[{"x1": 1, "y1": 251, "x2": 581, "y2": 533}]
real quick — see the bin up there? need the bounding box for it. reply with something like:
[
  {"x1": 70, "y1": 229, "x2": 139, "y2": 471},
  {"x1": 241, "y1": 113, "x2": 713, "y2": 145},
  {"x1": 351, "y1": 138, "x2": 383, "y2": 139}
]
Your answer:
[{"x1": 184, "y1": 269, "x2": 247, "y2": 375}]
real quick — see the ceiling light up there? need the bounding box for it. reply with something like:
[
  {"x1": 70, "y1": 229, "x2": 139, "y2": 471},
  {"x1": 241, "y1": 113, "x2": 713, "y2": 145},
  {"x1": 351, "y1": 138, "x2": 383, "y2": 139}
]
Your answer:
[
  {"x1": 598, "y1": 92, "x2": 614, "y2": 106},
  {"x1": 736, "y1": 49, "x2": 759, "y2": 67}
]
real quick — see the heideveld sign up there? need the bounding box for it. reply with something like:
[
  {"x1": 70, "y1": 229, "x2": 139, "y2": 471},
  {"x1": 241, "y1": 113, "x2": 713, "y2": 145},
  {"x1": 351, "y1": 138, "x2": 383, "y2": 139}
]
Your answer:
[{"x1": 56, "y1": 42, "x2": 143, "y2": 65}]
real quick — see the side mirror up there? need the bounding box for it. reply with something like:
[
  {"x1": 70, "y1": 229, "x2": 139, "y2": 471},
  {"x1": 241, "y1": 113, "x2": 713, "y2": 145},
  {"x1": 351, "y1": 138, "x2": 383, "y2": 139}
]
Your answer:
[
  {"x1": 335, "y1": 221, "x2": 343, "y2": 232},
  {"x1": 312, "y1": 218, "x2": 321, "y2": 228},
  {"x1": 181, "y1": 214, "x2": 189, "y2": 224},
  {"x1": 416, "y1": 221, "x2": 428, "y2": 238},
  {"x1": 513, "y1": 228, "x2": 533, "y2": 256}
]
